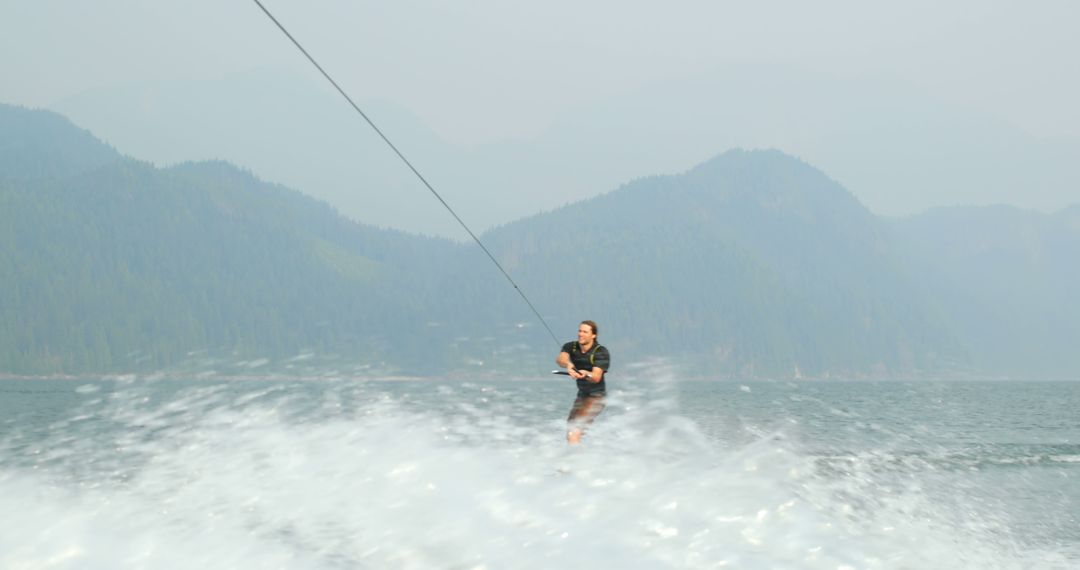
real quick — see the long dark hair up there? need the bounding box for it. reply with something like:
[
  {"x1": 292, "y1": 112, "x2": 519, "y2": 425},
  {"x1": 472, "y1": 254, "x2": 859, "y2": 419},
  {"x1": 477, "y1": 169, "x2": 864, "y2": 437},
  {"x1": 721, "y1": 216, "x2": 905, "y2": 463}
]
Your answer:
[{"x1": 581, "y1": 320, "x2": 599, "y2": 339}]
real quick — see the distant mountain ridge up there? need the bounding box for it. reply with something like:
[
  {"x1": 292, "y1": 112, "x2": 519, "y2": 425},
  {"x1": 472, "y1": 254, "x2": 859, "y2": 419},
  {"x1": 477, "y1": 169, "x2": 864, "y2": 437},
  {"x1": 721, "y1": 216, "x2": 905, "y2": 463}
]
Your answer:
[
  {"x1": 484, "y1": 150, "x2": 963, "y2": 377},
  {"x1": 2, "y1": 103, "x2": 1077, "y2": 378},
  {"x1": 891, "y1": 205, "x2": 1080, "y2": 377},
  {"x1": 1, "y1": 103, "x2": 474, "y2": 374},
  {"x1": 0, "y1": 105, "x2": 121, "y2": 179},
  {"x1": 49, "y1": 66, "x2": 1080, "y2": 237}
]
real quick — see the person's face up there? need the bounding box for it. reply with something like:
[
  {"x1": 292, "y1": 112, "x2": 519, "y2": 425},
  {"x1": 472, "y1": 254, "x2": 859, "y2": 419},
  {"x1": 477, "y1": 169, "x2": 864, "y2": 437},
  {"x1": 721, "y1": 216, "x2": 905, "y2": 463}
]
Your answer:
[{"x1": 577, "y1": 324, "x2": 596, "y2": 346}]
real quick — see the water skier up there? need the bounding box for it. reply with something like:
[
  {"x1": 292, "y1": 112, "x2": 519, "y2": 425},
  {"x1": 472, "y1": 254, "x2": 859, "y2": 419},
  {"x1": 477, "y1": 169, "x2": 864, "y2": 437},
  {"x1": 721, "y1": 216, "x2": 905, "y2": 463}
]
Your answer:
[{"x1": 556, "y1": 320, "x2": 611, "y2": 445}]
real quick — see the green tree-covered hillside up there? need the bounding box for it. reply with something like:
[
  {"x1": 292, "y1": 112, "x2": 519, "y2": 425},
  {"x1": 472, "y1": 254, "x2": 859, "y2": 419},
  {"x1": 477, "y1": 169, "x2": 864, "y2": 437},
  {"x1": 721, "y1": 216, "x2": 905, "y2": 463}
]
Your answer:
[
  {"x1": 483, "y1": 150, "x2": 965, "y2": 377},
  {"x1": 1, "y1": 105, "x2": 485, "y2": 374},
  {"x1": 3, "y1": 103, "x2": 1077, "y2": 378},
  {"x1": 891, "y1": 206, "x2": 1080, "y2": 377}
]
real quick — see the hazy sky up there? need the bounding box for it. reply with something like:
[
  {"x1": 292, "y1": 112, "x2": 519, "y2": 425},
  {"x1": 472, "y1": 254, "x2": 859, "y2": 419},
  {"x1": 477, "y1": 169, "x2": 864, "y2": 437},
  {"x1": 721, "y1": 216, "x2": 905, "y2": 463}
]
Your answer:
[{"x1": 4, "y1": 0, "x2": 1079, "y2": 146}]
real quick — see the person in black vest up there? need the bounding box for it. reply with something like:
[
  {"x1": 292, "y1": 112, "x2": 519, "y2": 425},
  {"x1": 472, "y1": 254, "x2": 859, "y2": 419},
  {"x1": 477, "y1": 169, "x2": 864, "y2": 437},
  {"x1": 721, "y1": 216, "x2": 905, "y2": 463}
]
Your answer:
[{"x1": 555, "y1": 320, "x2": 611, "y2": 445}]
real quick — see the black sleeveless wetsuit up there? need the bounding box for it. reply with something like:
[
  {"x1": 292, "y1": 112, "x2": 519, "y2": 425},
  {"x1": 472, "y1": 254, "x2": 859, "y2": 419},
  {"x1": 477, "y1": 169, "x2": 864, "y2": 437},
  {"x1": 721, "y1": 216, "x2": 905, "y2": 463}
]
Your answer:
[{"x1": 561, "y1": 341, "x2": 611, "y2": 397}]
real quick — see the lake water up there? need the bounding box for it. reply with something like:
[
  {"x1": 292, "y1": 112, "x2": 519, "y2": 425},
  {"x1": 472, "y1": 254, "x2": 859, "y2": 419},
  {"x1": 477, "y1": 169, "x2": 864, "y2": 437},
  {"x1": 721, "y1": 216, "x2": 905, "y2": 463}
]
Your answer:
[{"x1": 2, "y1": 373, "x2": 1078, "y2": 569}]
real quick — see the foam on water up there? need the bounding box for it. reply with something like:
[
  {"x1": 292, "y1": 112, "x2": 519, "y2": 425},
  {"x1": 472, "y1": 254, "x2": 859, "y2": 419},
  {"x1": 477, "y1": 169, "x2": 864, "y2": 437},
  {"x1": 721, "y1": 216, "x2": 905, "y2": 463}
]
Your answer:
[{"x1": 0, "y1": 378, "x2": 1074, "y2": 569}]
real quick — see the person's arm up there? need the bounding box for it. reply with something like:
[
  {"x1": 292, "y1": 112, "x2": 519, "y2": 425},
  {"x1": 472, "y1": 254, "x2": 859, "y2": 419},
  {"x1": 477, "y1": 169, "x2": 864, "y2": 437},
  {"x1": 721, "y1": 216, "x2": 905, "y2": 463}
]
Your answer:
[
  {"x1": 588, "y1": 367, "x2": 604, "y2": 383},
  {"x1": 557, "y1": 349, "x2": 586, "y2": 379}
]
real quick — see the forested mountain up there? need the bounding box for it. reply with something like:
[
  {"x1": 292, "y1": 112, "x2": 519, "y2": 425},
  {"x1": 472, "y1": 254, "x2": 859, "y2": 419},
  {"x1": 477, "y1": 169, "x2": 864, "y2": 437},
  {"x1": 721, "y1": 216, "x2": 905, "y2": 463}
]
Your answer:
[
  {"x1": 482, "y1": 150, "x2": 965, "y2": 377},
  {"x1": 2, "y1": 103, "x2": 1077, "y2": 378},
  {"x1": 0, "y1": 106, "x2": 122, "y2": 179},
  {"x1": 52, "y1": 67, "x2": 1080, "y2": 238},
  {"x1": 890, "y1": 206, "x2": 1080, "y2": 377},
  {"x1": 0, "y1": 104, "x2": 482, "y2": 374}
]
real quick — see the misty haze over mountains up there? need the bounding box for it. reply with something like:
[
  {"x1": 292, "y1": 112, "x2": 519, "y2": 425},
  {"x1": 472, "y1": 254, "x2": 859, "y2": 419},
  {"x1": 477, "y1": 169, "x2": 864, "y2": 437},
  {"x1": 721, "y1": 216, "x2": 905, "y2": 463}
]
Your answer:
[
  {"x1": 2, "y1": 103, "x2": 1077, "y2": 379},
  {"x1": 49, "y1": 65, "x2": 1080, "y2": 239}
]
